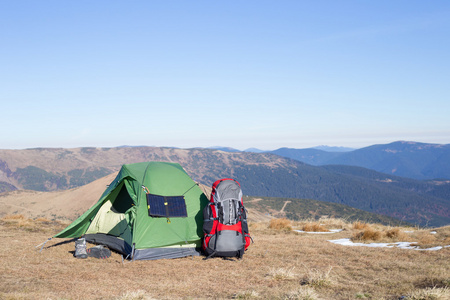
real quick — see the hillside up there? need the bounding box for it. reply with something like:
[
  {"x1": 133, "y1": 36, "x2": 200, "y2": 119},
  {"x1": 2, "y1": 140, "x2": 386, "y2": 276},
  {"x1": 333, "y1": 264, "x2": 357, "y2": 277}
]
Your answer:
[
  {"x1": 236, "y1": 162, "x2": 450, "y2": 226},
  {"x1": 0, "y1": 169, "x2": 401, "y2": 227},
  {"x1": 270, "y1": 147, "x2": 342, "y2": 166},
  {"x1": 1, "y1": 146, "x2": 450, "y2": 226},
  {"x1": 244, "y1": 196, "x2": 406, "y2": 226},
  {"x1": 0, "y1": 147, "x2": 291, "y2": 191},
  {"x1": 271, "y1": 141, "x2": 450, "y2": 180},
  {"x1": 0, "y1": 172, "x2": 118, "y2": 221}
]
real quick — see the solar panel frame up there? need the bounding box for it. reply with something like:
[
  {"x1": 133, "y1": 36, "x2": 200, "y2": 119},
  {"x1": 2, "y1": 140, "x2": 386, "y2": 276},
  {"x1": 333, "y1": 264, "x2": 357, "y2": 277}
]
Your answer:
[{"x1": 146, "y1": 194, "x2": 188, "y2": 218}]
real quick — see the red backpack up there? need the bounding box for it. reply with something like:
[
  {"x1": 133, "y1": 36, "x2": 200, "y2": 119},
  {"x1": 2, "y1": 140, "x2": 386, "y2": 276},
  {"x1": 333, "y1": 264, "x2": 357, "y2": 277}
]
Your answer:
[{"x1": 202, "y1": 178, "x2": 251, "y2": 259}]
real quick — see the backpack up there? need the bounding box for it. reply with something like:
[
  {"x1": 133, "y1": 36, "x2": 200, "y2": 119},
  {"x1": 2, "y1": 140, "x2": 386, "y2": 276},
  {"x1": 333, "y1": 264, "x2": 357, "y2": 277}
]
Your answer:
[{"x1": 202, "y1": 178, "x2": 251, "y2": 259}]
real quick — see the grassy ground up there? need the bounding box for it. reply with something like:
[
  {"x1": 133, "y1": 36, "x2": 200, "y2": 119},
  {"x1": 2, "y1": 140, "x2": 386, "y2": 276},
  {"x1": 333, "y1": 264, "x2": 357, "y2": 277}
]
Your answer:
[{"x1": 0, "y1": 215, "x2": 449, "y2": 300}]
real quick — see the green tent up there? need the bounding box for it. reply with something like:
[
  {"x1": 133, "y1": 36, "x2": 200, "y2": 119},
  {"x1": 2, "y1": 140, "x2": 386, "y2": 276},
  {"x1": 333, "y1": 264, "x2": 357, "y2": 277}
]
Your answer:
[{"x1": 54, "y1": 161, "x2": 209, "y2": 260}]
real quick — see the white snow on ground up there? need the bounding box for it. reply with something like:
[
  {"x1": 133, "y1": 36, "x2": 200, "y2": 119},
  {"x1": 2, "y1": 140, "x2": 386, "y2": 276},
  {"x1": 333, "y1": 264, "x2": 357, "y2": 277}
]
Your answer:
[
  {"x1": 295, "y1": 229, "x2": 343, "y2": 234},
  {"x1": 294, "y1": 229, "x2": 449, "y2": 251},
  {"x1": 328, "y1": 238, "x2": 450, "y2": 251}
]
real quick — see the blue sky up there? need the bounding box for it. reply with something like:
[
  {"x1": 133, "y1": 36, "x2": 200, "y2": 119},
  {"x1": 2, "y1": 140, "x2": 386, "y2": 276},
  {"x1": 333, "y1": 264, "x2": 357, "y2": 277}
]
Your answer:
[{"x1": 1, "y1": 1, "x2": 449, "y2": 150}]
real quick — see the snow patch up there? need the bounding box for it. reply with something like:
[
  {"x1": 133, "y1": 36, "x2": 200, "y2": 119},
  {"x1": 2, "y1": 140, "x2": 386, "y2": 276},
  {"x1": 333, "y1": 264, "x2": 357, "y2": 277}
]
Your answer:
[{"x1": 328, "y1": 238, "x2": 449, "y2": 251}]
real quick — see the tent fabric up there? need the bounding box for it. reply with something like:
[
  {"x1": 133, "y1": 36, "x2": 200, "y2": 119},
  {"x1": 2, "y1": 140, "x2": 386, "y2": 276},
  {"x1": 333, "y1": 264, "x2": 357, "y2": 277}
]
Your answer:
[
  {"x1": 84, "y1": 233, "x2": 132, "y2": 256},
  {"x1": 54, "y1": 161, "x2": 209, "y2": 260},
  {"x1": 133, "y1": 243, "x2": 201, "y2": 260}
]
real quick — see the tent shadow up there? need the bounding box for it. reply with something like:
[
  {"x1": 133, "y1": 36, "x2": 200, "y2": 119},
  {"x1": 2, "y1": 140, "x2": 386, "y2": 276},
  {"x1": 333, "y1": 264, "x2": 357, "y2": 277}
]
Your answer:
[{"x1": 45, "y1": 238, "x2": 77, "y2": 249}]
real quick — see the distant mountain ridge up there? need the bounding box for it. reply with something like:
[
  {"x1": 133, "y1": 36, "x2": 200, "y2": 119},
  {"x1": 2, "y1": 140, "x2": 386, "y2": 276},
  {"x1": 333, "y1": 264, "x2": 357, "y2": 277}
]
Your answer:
[
  {"x1": 0, "y1": 145, "x2": 449, "y2": 226},
  {"x1": 271, "y1": 141, "x2": 450, "y2": 180},
  {"x1": 207, "y1": 146, "x2": 266, "y2": 153},
  {"x1": 271, "y1": 147, "x2": 343, "y2": 166},
  {"x1": 207, "y1": 146, "x2": 241, "y2": 152},
  {"x1": 312, "y1": 145, "x2": 355, "y2": 152}
]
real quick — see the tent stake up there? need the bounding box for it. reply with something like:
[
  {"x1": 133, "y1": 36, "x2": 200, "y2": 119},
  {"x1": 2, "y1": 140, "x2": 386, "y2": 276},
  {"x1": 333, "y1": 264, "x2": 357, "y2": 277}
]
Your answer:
[{"x1": 36, "y1": 237, "x2": 52, "y2": 253}]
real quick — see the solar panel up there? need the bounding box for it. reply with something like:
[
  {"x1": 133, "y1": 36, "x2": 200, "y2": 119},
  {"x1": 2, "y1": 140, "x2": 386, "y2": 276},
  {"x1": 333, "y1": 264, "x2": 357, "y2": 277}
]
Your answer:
[{"x1": 146, "y1": 194, "x2": 188, "y2": 218}]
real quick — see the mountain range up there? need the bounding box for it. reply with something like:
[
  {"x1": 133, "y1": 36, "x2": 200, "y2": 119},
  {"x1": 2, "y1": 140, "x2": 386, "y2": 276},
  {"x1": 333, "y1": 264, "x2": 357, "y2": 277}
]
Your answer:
[
  {"x1": 270, "y1": 141, "x2": 450, "y2": 180},
  {"x1": 0, "y1": 142, "x2": 449, "y2": 226}
]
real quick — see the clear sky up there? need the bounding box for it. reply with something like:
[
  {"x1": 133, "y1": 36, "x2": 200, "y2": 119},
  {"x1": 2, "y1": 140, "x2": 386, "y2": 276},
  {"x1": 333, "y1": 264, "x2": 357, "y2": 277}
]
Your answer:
[{"x1": 1, "y1": 1, "x2": 449, "y2": 150}]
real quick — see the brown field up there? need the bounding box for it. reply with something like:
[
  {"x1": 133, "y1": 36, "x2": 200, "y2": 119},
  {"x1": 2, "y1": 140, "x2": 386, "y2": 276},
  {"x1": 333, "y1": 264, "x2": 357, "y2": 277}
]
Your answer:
[{"x1": 1, "y1": 216, "x2": 449, "y2": 300}]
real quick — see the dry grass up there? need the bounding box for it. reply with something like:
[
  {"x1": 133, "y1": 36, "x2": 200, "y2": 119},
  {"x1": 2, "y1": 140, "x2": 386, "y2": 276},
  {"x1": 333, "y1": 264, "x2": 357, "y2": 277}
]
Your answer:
[
  {"x1": 350, "y1": 223, "x2": 450, "y2": 249},
  {"x1": 266, "y1": 267, "x2": 297, "y2": 281},
  {"x1": 35, "y1": 217, "x2": 53, "y2": 223},
  {"x1": 300, "y1": 266, "x2": 334, "y2": 288},
  {"x1": 232, "y1": 290, "x2": 260, "y2": 299},
  {"x1": 352, "y1": 227, "x2": 383, "y2": 242},
  {"x1": 114, "y1": 290, "x2": 157, "y2": 300},
  {"x1": 301, "y1": 222, "x2": 329, "y2": 232},
  {"x1": 249, "y1": 221, "x2": 270, "y2": 231},
  {"x1": 406, "y1": 226, "x2": 450, "y2": 248},
  {"x1": 385, "y1": 227, "x2": 410, "y2": 240},
  {"x1": 1, "y1": 215, "x2": 449, "y2": 299},
  {"x1": 316, "y1": 217, "x2": 348, "y2": 229},
  {"x1": 268, "y1": 218, "x2": 292, "y2": 231},
  {"x1": 283, "y1": 286, "x2": 320, "y2": 300},
  {"x1": 1, "y1": 214, "x2": 46, "y2": 231},
  {"x1": 404, "y1": 287, "x2": 450, "y2": 300},
  {"x1": 1, "y1": 214, "x2": 68, "y2": 234},
  {"x1": 352, "y1": 221, "x2": 370, "y2": 230},
  {"x1": 2, "y1": 214, "x2": 26, "y2": 220},
  {"x1": 294, "y1": 217, "x2": 349, "y2": 233}
]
